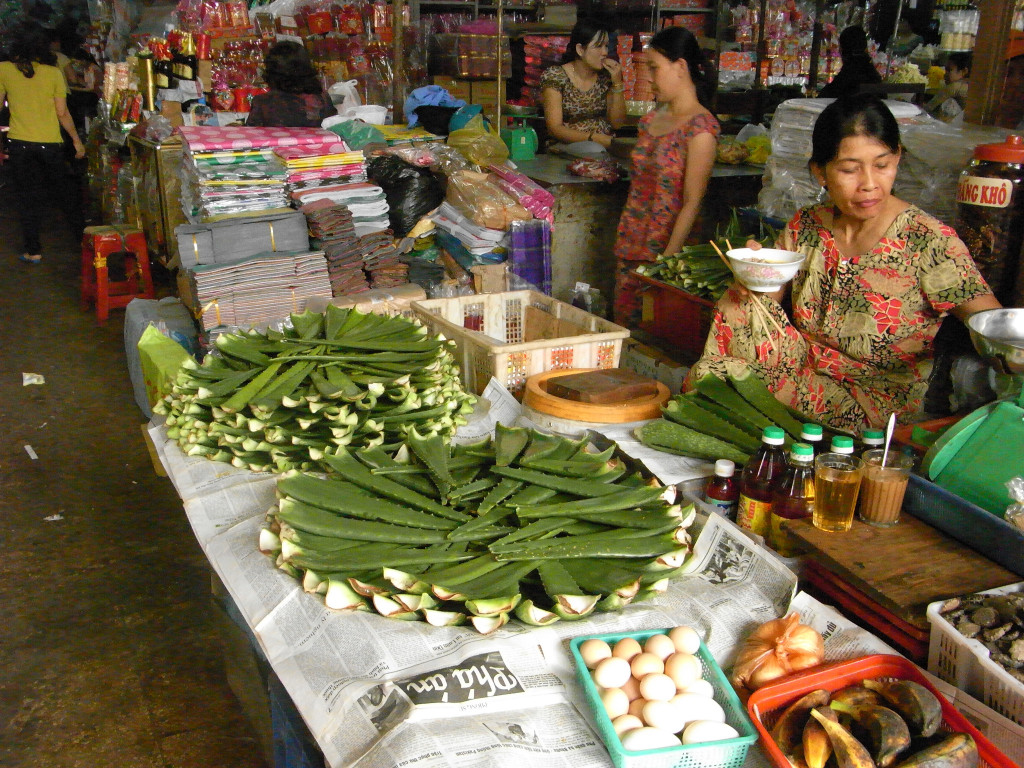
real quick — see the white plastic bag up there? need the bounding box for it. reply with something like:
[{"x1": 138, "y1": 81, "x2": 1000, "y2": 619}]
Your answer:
[{"x1": 327, "y1": 79, "x2": 361, "y2": 115}]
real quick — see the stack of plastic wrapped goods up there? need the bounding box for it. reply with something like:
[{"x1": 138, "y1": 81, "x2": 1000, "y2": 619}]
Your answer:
[
  {"x1": 184, "y1": 250, "x2": 334, "y2": 330},
  {"x1": 177, "y1": 126, "x2": 348, "y2": 223},
  {"x1": 522, "y1": 35, "x2": 569, "y2": 107},
  {"x1": 299, "y1": 199, "x2": 370, "y2": 296},
  {"x1": 291, "y1": 182, "x2": 391, "y2": 236},
  {"x1": 274, "y1": 145, "x2": 368, "y2": 194}
]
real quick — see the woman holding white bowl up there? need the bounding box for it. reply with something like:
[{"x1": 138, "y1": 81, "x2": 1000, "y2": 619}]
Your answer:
[{"x1": 687, "y1": 95, "x2": 999, "y2": 432}]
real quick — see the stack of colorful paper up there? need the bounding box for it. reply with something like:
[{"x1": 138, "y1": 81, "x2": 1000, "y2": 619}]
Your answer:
[
  {"x1": 185, "y1": 250, "x2": 334, "y2": 329},
  {"x1": 273, "y1": 146, "x2": 368, "y2": 192},
  {"x1": 291, "y1": 183, "x2": 391, "y2": 236},
  {"x1": 299, "y1": 199, "x2": 370, "y2": 296},
  {"x1": 177, "y1": 126, "x2": 348, "y2": 223}
]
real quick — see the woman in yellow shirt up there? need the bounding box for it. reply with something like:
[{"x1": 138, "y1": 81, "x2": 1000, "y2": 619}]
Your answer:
[{"x1": 0, "y1": 24, "x2": 84, "y2": 264}]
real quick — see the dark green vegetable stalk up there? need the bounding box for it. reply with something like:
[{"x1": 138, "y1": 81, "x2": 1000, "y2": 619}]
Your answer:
[
  {"x1": 153, "y1": 307, "x2": 476, "y2": 473},
  {"x1": 636, "y1": 208, "x2": 777, "y2": 300},
  {"x1": 262, "y1": 429, "x2": 697, "y2": 634}
]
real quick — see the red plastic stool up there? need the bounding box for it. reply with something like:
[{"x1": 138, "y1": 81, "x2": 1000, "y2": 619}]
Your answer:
[{"x1": 81, "y1": 226, "x2": 155, "y2": 324}]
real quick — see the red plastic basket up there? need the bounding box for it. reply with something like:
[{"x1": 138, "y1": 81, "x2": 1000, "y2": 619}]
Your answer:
[{"x1": 746, "y1": 654, "x2": 1016, "y2": 768}]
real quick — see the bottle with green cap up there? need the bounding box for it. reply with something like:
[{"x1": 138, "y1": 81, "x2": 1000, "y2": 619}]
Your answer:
[
  {"x1": 771, "y1": 442, "x2": 816, "y2": 556},
  {"x1": 860, "y1": 429, "x2": 885, "y2": 457},
  {"x1": 801, "y1": 423, "x2": 824, "y2": 455},
  {"x1": 830, "y1": 435, "x2": 855, "y2": 455},
  {"x1": 737, "y1": 425, "x2": 787, "y2": 538}
]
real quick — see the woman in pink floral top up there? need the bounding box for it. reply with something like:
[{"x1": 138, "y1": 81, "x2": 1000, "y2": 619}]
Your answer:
[
  {"x1": 613, "y1": 28, "x2": 719, "y2": 326},
  {"x1": 689, "y1": 95, "x2": 1000, "y2": 431}
]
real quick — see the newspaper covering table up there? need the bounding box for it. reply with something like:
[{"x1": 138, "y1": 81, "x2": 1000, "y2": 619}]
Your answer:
[{"x1": 147, "y1": 381, "x2": 1023, "y2": 767}]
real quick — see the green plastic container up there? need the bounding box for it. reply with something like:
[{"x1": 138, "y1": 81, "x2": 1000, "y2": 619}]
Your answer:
[{"x1": 570, "y1": 628, "x2": 757, "y2": 768}]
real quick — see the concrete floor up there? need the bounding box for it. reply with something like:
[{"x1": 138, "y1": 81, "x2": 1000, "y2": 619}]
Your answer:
[{"x1": 0, "y1": 173, "x2": 269, "y2": 767}]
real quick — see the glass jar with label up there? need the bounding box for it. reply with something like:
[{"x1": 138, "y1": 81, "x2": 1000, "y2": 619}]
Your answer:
[{"x1": 954, "y1": 135, "x2": 1024, "y2": 306}]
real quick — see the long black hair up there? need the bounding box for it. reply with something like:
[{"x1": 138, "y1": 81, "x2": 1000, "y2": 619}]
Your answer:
[
  {"x1": 647, "y1": 27, "x2": 712, "y2": 108},
  {"x1": 810, "y1": 94, "x2": 901, "y2": 169},
  {"x1": 9, "y1": 23, "x2": 57, "y2": 78},
  {"x1": 263, "y1": 41, "x2": 323, "y2": 94},
  {"x1": 562, "y1": 19, "x2": 612, "y2": 64}
]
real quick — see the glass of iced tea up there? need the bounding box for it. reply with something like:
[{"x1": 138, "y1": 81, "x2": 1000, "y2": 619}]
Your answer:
[
  {"x1": 813, "y1": 453, "x2": 864, "y2": 532},
  {"x1": 857, "y1": 449, "x2": 913, "y2": 527}
]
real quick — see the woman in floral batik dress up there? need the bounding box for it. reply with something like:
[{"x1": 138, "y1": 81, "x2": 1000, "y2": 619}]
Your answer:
[{"x1": 688, "y1": 95, "x2": 999, "y2": 432}]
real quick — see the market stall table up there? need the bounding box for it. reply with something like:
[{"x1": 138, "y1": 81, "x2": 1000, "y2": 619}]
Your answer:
[
  {"x1": 511, "y1": 155, "x2": 764, "y2": 307},
  {"x1": 782, "y1": 512, "x2": 1019, "y2": 662}
]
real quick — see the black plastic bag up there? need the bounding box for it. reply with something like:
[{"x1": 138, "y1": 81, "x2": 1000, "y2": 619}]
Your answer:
[{"x1": 367, "y1": 155, "x2": 444, "y2": 238}]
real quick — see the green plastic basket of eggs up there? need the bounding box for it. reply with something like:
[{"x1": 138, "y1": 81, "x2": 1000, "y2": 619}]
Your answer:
[{"x1": 570, "y1": 627, "x2": 757, "y2": 768}]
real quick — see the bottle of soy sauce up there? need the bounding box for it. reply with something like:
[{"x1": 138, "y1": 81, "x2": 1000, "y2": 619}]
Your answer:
[
  {"x1": 737, "y1": 426, "x2": 787, "y2": 538},
  {"x1": 800, "y1": 423, "x2": 824, "y2": 456},
  {"x1": 703, "y1": 459, "x2": 739, "y2": 520},
  {"x1": 770, "y1": 443, "x2": 815, "y2": 556}
]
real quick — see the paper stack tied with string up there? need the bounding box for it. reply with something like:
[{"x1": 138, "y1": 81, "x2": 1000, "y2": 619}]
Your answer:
[
  {"x1": 187, "y1": 250, "x2": 333, "y2": 330},
  {"x1": 299, "y1": 199, "x2": 369, "y2": 296},
  {"x1": 176, "y1": 126, "x2": 348, "y2": 223}
]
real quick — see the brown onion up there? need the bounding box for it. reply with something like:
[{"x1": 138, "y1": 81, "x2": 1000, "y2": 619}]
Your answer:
[{"x1": 730, "y1": 612, "x2": 824, "y2": 691}]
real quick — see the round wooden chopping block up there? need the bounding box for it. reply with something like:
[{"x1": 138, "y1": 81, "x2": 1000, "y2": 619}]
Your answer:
[{"x1": 523, "y1": 368, "x2": 670, "y2": 424}]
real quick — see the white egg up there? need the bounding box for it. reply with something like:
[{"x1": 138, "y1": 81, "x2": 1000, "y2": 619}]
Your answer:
[
  {"x1": 644, "y1": 633, "x2": 676, "y2": 660},
  {"x1": 668, "y1": 625, "x2": 702, "y2": 655},
  {"x1": 642, "y1": 700, "x2": 688, "y2": 734},
  {"x1": 638, "y1": 673, "x2": 677, "y2": 702},
  {"x1": 669, "y1": 692, "x2": 725, "y2": 724},
  {"x1": 580, "y1": 638, "x2": 612, "y2": 669},
  {"x1": 630, "y1": 652, "x2": 665, "y2": 679},
  {"x1": 681, "y1": 720, "x2": 739, "y2": 745},
  {"x1": 620, "y1": 726, "x2": 682, "y2": 752},
  {"x1": 664, "y1": 652, "x2": 702, "y2": 690},
  {"x1": 612, "y1": 714, "x2": 645, "y2": 737},
  {"x1": 593, "y1": 656, "x2": 632, "y2": 689},
  {"x1": 601, "y1": 687, "x2": 630, "y2": 719},
  {"x1": 681, "y1": 678, "x2": 715, "y2": 698},
  {"x1": 612, "y1": 637, "x2": 643, "y2": 661}
]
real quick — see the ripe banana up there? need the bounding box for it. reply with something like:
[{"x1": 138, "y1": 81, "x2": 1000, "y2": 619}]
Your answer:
[
  {"x1": 803, "y1": 706, "x2": 837, "y2": 768},
  {"x1": 810, "y1": 707, "x2": 878, "y2": 768},
  {"x1": 831, "y1": 684, "x2": 883, "y2": 708},
  {"x1": 892, "y1": 732, "x2": 978, "y2": 768},
  {"x1": 772, "y1": 689, "x2": 832, "y2": 762},
  {"x1": 863, "y1": 680, "x2": 942, "y2": 738},
  {"x1": 830, "y1": 701, "x2": 911, "y2": 768}
]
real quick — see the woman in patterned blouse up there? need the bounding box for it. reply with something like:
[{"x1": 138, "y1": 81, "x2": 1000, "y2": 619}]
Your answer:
[
  {"x1": 612, "y1": 27, "x2": 719, "y2": 325},
  {"x1": 540, "y1": 19, "x2": 626, "y2": 149},
  {"x1": 247, "y1": 41, "x2": 336, "y2": 128},
  {"x1": 688, "y1": 95, "x2": 1000, "y2": 431}
]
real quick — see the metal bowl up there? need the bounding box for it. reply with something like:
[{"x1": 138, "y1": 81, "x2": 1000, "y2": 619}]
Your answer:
[{"x1": 966, "y1": 308, "x2": 1024, "y2": 375}]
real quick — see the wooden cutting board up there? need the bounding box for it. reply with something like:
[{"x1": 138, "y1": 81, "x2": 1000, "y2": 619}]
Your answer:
[
  {"x1": 784, "y1": 514, "x2": 1019, "y2": 629},
  {"x1": 546, "y1": 368, "x2": 660, "y2": 404}
]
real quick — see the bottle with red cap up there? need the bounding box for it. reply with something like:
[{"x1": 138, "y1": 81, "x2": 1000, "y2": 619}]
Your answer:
[{"x1": 954, "y1": 134, "x2": 1024, "y2": 306}]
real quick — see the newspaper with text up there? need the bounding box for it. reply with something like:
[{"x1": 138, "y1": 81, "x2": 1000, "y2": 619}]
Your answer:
[{"x1": 148, "y1": 418, "x2": 1021, "y2": 767}]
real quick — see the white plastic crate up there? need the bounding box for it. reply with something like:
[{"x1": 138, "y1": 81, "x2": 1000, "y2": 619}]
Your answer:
[
  {"x1": 926, "y1": 582, "x2": 1024, "y2": 727},
  {"x1": 412, "y1": 290, "x2": 629, "y2": 396}
]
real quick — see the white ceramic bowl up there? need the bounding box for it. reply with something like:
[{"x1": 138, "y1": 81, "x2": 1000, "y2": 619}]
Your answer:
[{"x1": 726, "y1": 248, "x2": 806, "y2": 292}]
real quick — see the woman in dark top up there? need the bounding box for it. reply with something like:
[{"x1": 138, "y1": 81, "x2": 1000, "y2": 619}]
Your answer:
[
  {"x1": 247, "y1": 41, "x2": 336, "y2": 128},
  {"x1": 818, "y1": 26, "x2": 881, "y2": 99}
]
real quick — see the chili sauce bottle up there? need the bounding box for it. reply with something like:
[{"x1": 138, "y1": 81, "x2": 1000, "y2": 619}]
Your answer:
[
  {"x1": 703, "y1": 459, "x2": 739, "y2": 520},
  {"x1": 770, "y1": 442, "x2": 815, "y2": 556},
  {"x1": 737, "y1": 426, "x2": 787, "y2": 538}
]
